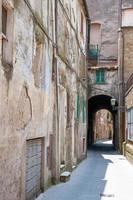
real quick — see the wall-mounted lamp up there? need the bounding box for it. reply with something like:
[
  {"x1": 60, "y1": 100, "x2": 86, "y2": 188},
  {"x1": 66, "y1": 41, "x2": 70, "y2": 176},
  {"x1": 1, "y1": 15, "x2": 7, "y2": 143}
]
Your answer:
[
  {"x1": 111, "y1": 98, "x2": 116, "y2": 107},
  {"x1": 111, "y1": 98, "x2": 125, "y2": 112}
]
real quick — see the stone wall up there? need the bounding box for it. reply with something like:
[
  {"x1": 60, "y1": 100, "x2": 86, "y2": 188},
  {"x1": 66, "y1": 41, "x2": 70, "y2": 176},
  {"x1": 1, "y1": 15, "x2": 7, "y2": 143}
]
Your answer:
[
  {"x1": 87, "y1": 0, "x2": 119, "y2": 101},
  {"x1": 122, "y1": 0, "x2": 133, "y2": 8},
  {"x1": 94, "y1": 110, "x2": 113, "y2": 142},
  {"x1": 87, "y1": 0, "x2": 119, "y2": 60},
  {"x1": 123, "y1": 28, "x2": 133, "y2": 81},
  {"x1": 0, "y1": 0, "x2": 89, "y2": 199},
  {"x1": 88, "y1": 68, "x2": 118, "y2": 99}
]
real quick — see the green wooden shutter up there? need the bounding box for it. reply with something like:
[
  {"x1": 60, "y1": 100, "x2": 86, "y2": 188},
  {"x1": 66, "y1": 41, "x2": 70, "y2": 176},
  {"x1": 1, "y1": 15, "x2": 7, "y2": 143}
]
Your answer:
[
  {"x1": 76, "y1": 94, "x2": 80, "y2": 120},
  {"x1": 82, "y1": 97, "x2": 86, "y2": 123},
  {"x1": 96, "y1": 69, "x2": 105, "y2": 83},
  {"x1": 96, "y1": 70, "x2": 100, "y2": 83},
  {"x1": 101, "y1": 69, "x2": 105, "y2": 83}
]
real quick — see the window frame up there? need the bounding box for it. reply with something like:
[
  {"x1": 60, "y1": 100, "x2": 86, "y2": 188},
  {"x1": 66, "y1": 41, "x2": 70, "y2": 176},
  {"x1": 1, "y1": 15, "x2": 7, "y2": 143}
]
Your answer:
[
  {"x1": 66, "y1": 92, "x2": 70, "y2": 125},
  {"x1": 127, "y1": 107, "x2": 133, "y2": 141},
  {"x1": 75, "y1": 94, "x2": 80, "y2": 120},
  {"x1": 80, "y1": 12, "x2": 84, "y2": 35},
  {"x1": 1, "y1": 1, "x2": 14, "y2": 66},
  {"x1": 2, "y1": 5, "x2": 7, "y2": 36},
  {"x1": 96, "y1": 69, "x2": 105, "y2": 84}
]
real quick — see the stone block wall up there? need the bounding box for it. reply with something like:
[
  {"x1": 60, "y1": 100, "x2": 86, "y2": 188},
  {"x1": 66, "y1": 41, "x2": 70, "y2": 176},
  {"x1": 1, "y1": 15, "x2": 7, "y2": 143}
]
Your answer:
[{"x1": 123, "y1": 28, "x2": 133, "y2": 82}]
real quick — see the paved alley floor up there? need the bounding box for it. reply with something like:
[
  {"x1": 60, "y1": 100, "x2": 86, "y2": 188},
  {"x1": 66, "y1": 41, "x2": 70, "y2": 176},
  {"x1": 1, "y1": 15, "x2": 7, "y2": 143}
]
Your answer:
[{"x1": 37, "y1": 142, "x2": 133, "y2": 200}]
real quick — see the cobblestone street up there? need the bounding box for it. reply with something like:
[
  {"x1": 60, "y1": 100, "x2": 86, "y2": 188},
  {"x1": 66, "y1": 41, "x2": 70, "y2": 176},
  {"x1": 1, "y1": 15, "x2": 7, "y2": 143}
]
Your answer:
[{"x1": 37, "y1": 142, "x2": 133, "y2": 200}]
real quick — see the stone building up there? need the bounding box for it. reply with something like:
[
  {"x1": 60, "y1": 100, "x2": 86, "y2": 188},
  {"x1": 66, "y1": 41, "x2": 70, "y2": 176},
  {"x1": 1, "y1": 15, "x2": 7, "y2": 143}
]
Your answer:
[
  {"x1": 118, "y1": 0, "x2": 133, "y2": 164},
  {"x1": 93, "y1": 109, "x2": 113, "y2": 143},
  {"x1": 0, "y1": 0, "x2": 89, "y2": 199},
  {"x1": 87, "y1": 0, "x2": 119, "y2": 148}
]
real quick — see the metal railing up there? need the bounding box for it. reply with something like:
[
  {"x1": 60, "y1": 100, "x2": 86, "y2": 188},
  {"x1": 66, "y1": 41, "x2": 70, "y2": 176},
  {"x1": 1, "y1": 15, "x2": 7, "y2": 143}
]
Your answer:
[{"x1": 88, "y1": 44, "x2": 99, "y2": 60}]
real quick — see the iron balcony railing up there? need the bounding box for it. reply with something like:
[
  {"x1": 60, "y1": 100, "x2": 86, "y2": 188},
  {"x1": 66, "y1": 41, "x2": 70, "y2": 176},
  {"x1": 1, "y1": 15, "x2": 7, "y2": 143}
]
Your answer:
[
  {"x1": 88, "y1": 44, "x2": 99, "y2": 60},
  {"x1": 125, "y1": 73, "x2": 133, "y2": 92}
]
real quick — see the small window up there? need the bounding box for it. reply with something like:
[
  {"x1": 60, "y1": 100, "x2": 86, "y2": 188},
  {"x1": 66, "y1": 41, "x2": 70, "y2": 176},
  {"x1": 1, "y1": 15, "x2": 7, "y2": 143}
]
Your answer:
[
  {"x1": 122, "y1": 8, "x2": 133, "y2": 27},
  {"x1": 75, "y1": 94, "x2": 80, "y2": 120},
  {"x1": 2, "y1": 6, "x2": 7, "y2": 36},
  {"x1": 127, "y1": 108, "x2": 133, "y2": 141},
  {"x1": 80, "y1": 12, "x2": 84, "y2": 35},
  {"x1": 32, "y1": 42, "x2": 43, "y2": 88},
  {"x1": 82, "y1": 96, "x2": 86, "y2": 123},
  {"x1": 2, "y1": 3, "x2": 13, "y2": 66},
  {"x1": 96, "y1": 69, "x2": 105, "y2": 84},
  {"x1": 90, "y1": 23, "x2": 101, "y2": 47},
  {"x1": 67, "y1": 93, "x2": 70, "y2": 124}
]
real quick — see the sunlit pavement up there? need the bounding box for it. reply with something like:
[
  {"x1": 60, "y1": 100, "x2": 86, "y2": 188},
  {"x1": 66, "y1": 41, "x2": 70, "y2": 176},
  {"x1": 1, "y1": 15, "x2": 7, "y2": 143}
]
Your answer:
[{"x1": 37, "y1": 141, "x2": 133, "y2": 200}]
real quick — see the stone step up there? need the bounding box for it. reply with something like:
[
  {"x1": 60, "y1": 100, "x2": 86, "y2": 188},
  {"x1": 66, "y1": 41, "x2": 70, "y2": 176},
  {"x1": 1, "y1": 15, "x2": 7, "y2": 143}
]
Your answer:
[{"x1": 60, "y1": 171, "x2": 71, "y2": 182}]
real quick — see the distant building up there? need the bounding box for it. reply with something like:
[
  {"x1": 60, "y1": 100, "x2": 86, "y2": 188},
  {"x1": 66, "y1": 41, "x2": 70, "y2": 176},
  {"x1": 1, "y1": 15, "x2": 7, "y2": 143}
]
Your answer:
[
  {"x1": 87, "y1": 0, "x2": 119, "y2": 148},
  {"x1": 94, "y1": 110, "x2": 113, "y2": 143}
]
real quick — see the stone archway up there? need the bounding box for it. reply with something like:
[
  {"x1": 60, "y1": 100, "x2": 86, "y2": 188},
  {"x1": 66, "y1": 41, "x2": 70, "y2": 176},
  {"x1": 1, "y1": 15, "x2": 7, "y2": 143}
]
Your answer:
[{"x1": 88, "y1": 95, "x2": 119, "y2": 149}]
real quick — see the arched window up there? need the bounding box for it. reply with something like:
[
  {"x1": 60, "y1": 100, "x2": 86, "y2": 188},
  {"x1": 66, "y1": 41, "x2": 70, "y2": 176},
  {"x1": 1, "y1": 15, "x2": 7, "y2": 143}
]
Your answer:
[
  {"x1": 90, "y1": 23, "x2": 101, "y2": 47},
  {"x1": 122, "y1": 8, "x2": 133, "y2": 27}
]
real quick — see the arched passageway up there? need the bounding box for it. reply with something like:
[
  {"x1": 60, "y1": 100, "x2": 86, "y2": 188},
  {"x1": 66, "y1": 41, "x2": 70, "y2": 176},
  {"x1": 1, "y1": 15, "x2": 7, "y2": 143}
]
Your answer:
[{"x1": 88, "y1": 95, "x2": 118, "y2": 149}]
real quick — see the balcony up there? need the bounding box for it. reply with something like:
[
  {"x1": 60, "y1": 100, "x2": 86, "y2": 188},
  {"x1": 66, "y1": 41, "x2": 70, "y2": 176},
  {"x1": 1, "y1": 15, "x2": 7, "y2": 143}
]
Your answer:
[{"x1": 88, "y1": 44, "x2": 99, "y2": 66}]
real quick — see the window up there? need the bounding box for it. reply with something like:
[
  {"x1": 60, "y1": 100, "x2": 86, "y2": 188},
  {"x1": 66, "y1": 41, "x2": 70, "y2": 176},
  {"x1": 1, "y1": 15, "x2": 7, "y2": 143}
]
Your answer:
[
  {"x1": 82, "y1": 96, "x2": 86, "y2": 123},
  {"x1": 32, "y1": 42, "x2": 43, "y2": 88},
  {"x1": 83, "y1": 138, "x2": 86, "y2": 153},
  {"x1": 67, "y1": 93, "x2": 70, "y2": 124},
  {"x1": 90, "y1": 23, "x2": 101, "y2": 46},
  {"x1": 96, "y1": 69, "x2": 105, "y2": 84},
  {"x1": 127, "y1": 108, "x2": 133, "y2": 141},
  {"x1": 75, "y1": 94, "x2": 80, "y2": 120},
  {"x1": 2, "y1": 2, "x2": 13, "y2": 65},
  {"x1": 122, "y1": 8, "x2": 133, "y2": 27},
  {"x1": 2, "y1": 6, "x2": 7, "y2": 36},
  {"x1": 80, "y1": 12, "x2": 84, "y2": 35}
]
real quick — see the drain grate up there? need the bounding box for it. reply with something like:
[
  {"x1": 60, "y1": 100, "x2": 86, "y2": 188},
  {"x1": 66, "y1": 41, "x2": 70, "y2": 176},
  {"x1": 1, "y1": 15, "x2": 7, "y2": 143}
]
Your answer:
[{"x1": 100, "y1": 193, "x2": 115, "y2": 198}]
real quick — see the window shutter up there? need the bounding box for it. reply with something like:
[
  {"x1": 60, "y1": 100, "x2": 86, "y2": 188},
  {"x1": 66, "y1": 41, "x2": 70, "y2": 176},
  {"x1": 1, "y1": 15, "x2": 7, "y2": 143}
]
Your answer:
[
  {"x1": 76, "y1": 94, "x2": 80, "y2": 120},
  {"x1": 101, "y1": 69, "x2": 105, "y2": 83},
  {"x1": 96, "y1": 70, "x2": 100, "y2": 83},
  {"x1": 96, "y1": 69, "x2": 105, "y2": 83},
  {"x1": 82, "y1": 97, "x2": 86, "y2": 123}
]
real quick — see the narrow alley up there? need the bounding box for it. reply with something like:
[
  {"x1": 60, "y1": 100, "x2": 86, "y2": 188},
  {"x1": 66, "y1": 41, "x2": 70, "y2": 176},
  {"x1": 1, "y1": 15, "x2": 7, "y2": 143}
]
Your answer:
[
  {"x1": 37, "y1": 141, "x2": 133, "y2": 200},
  {"x1": 1, "y1": 0, "x2": 133, "y2": 200}
]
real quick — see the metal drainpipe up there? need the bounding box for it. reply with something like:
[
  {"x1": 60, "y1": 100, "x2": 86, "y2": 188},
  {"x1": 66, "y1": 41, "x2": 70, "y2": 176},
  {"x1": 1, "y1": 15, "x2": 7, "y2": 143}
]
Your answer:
[
  {"x1": 118, "y1": 0, "x2": 125, "y2": 152},
  {"x1": 0, "y1": 1, "x2": 2, "y2": 63},
  {"x1": 120, "y1": 0, "x2": 126, "y2": 152},
  {"x1": 86, "y1": 17, "x2": 90, "y2": 153},
  {"x1": 52, "y1": 0, "x2": 60, "y2": 183}
]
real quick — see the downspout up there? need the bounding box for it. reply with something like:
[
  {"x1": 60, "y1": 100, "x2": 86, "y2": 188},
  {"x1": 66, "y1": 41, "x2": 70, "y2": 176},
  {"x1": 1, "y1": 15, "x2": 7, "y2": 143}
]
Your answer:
[
  {"x1": 118, "y1": 0, "x2": 125, "y2": 152},
  {"x1": 52, "y1": 0, "x2": 60, "y2": 184},
  {"x1": 86, "y1": 17, "x2": 90, "y2": 153},
  {"x1": 0, "y1": 1, "x2": 2, "y2": 65}
]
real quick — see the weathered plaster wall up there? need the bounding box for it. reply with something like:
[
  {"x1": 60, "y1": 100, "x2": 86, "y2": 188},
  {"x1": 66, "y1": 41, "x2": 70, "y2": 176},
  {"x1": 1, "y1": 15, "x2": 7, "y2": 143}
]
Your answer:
[
  {"x1": 88, "y1": 69, "x2": 118, "y2": 99},
  {"x1": 0, "y1": 0, "x2": 88, "y2": 199},
  {"x1": 57, "y1": 0, "x2": 88, "y2": 168},
  {"x1": 87, "y1": 0, "x2": 119, "y2": 60},
  {"x1": 0, "y1": 0, "x2": 56, "y2": 199}
]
